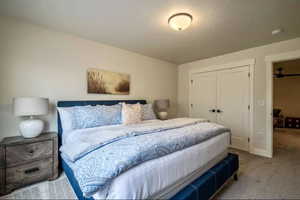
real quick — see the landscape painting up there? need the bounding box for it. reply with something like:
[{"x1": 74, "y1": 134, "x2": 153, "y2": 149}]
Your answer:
[{"x1": 87, "y1": 68, "x2": 130, "y2": 95}]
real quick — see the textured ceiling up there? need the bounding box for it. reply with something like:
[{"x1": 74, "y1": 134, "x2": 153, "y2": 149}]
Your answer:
[{"x1": 0, "y1": 0, "x2": 300, "y2": 64}]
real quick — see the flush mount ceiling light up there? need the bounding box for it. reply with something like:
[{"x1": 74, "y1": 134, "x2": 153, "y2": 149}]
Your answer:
[{"x1": 168, "y1": 13, "x2": 193, "y2": 31}]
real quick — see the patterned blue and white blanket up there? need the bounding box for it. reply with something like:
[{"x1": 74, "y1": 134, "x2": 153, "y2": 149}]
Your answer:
[{"x1": 60, "y1": 118, "x2": 230, "y2": 197}]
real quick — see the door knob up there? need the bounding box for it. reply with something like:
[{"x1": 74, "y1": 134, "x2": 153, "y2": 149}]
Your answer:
[
  {"x1": 216, "y1": 109, "x2": 222, "y2": 113},
  {"x1": 209, "y1": 109, "x2": 216, "y2": 113}
]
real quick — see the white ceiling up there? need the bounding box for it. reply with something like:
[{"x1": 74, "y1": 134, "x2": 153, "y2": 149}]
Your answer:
[{"x1": 1, "y1": 0, "x2": 300, "y2": 64}]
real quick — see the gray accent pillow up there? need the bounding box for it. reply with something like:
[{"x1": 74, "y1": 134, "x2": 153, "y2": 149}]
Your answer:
[{"x1": 141, "y1": 104, "x2": 157, "y2": 120}]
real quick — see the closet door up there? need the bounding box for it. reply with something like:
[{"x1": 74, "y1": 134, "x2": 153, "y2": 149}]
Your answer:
[
  {"x1": 190, "y1": 72, "x2": 217, "y2": 122},
  {"x1": 216, "y1": 66, "x2": 250, "y2": 151}
]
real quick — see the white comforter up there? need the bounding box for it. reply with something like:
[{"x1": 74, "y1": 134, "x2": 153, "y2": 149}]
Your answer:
[
  {"x1": 93, "y1": 132, "x2": 230, "y2": 199},
  {"x1": 62, "y1": 119, "x2": 230, "y2": 199}
]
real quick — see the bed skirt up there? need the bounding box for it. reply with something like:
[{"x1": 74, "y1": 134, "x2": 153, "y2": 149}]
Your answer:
[{"x1": 61, "y1": 153, "x2": 238, "y2": 200}]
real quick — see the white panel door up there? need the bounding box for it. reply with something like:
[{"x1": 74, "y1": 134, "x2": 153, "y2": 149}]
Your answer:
[
  {"x1": 190, "y1": 72, "x2": 217, "y2": 122},
  {"x1": 216, "y1": 66, "x2": 250, "y2": 151}
]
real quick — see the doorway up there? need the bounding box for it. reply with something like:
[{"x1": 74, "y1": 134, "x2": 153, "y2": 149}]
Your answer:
[
  {"x1": 265, "y1": 50, "x2": 300, "y2": 158},
  {"x1": 273, "y1": 59, "x2": 300, "y2": 155}
]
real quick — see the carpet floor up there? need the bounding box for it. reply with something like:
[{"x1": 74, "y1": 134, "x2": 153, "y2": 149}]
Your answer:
[
  {"x1": 2, "y1": 128, "x2": 300, "y2": 199},
  {"x1": 217, "y1": 128, "x2": 300, "y2": 199}
]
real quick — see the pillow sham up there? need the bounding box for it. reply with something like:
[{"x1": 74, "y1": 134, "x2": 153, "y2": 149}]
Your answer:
[
  {"x1": 57, "y1": 106, "x2": 80, "y2": 132},
  {"x1": 57, "y1": 104, "x2": 122, "y2": 131},
  {"x1": 121, "y1": 103, "x2": 142, "y2": 125},
  {"x1": 141, "y1": 103, "x2": 157, "y2": 120},
  {"x1": 74, "y1": 104, "x2": 122, "y2": 129}
]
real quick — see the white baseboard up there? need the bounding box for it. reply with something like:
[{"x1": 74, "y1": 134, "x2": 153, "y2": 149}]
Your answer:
[{"x1": 251, "y1": 148, "x2": 272, "y2": 158}]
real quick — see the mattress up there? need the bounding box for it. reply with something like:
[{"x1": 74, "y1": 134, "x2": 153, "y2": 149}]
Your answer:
[{"x1": 93, "y1": 132, "x2": 230, "y2": 199}]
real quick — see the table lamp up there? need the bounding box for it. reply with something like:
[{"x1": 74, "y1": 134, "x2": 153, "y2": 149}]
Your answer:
[
  {"x1": 154, "y1": 99, "x2": 170, "y2": 120},
  {"x1": 13, "y1": 97, "x2": 49, "y2": 138}
]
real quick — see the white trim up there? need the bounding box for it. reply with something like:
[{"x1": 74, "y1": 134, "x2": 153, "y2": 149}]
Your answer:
[
  {"x1": 265, "y1": 50, "x2": 300, "y2": 62},
  {"x1": 189, "y1": 59, "x2": 255, "y2": 75},
  {"x1": 188, "y1": 59, "x2": 255, "y2": 154},
  {"x1": 265, "y1": 50, "x2": 300, "y2": 158},
  {"x1": 248, "y1": 61, "x2": 255, "y2": 155},
  {"x1": 252, "y1": 148, "x2": 272, "y2": 158}
]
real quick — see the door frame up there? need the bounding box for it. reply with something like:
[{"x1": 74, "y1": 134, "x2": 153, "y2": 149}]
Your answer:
[
  {"x1": 188, "y1": 59, "x2": 255, "y2": 153},
  {"x1": 265, "y1": 50, "x2": 300, "y2": 158}
]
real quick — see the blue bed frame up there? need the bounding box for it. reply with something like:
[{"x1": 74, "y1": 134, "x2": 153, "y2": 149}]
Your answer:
[{"x1": 57, "y1": 100, "x2": 238, "y2": 200}]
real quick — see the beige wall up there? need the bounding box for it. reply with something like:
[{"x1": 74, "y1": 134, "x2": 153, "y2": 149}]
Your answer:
[
  {"x1": 178, "y1": 37, "x2": 300, "y2": 152},
  {"x1": 0, "y1": 17, "x2": 177, "y2": 140},
  {"x1": 273, "y1": 59, "x2": 300, "y2": 118}
]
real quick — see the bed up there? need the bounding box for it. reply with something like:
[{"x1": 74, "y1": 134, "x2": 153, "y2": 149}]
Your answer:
[{"x1": 57, "y1": 100, "x2": 238, "y2": 200}]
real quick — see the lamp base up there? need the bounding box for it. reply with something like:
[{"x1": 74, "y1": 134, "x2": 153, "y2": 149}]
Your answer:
[
  {"x1": 19, "y1": 118, "x2": 44, "y2": 138},
  {"x1": 158, "y1": 112, "x2": 168, "y2": 120}
]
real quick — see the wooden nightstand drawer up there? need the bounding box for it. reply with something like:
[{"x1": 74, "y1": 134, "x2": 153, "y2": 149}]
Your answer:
[
  {"x1": 6, "y1": 140, "x2": 53, "y2": 167},
  {"x1": 6, "y1": 158, "x2": 53, "y2": 192},
  {"x1": 0, "y1": 132, "x2": 58, "y2": 195}
]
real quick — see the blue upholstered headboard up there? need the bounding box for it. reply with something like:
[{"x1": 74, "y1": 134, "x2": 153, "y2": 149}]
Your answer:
[{"x1": 57, "y1": 100, "x2": 147, "y2": 147}]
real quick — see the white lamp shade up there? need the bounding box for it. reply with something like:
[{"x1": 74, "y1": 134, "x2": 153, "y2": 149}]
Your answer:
[{"x1": 13, "y1": 97, "x2": 49, "y2": 116}]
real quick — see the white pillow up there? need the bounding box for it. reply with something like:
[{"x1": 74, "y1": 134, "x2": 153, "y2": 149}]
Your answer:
[
  {"x1": 57, "y1": 107, "x2": 79, "y2": 132},
  {"x1": 57, "y1": 106, "x2": 86, "y2": 144},
  {"x1": 121, "y1": 103, "x2": 142, "y2": 125}
]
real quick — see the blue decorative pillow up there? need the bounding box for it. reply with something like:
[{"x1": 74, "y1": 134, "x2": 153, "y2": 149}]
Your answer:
[
  {"x1": 58, "y1": 104, "x2": 122, "y2": 131},
  {"x1": 73, "y1": 104, "x2": 122, "y2": 129},
  {"x1": 141, "y1": 104, "x2": 157, "y2": 120}
]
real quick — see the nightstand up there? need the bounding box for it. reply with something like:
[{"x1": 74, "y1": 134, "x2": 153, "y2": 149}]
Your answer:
[{"x1": 0, "y1": 132, "x2": 58, "y2": 195}]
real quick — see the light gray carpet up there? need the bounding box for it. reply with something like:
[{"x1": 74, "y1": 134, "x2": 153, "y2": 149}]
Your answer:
[
  {"x1": 217, "y1": 128, "x2": 300, "y2": 199},
  {"x1": 2, "y1": 129, "x2": 300, "y2": 199}
]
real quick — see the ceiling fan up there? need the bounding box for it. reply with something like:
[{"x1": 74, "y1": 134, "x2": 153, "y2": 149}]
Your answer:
[{"x1": 274, "y1": 67, "x2": 300, "y2": 78}]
